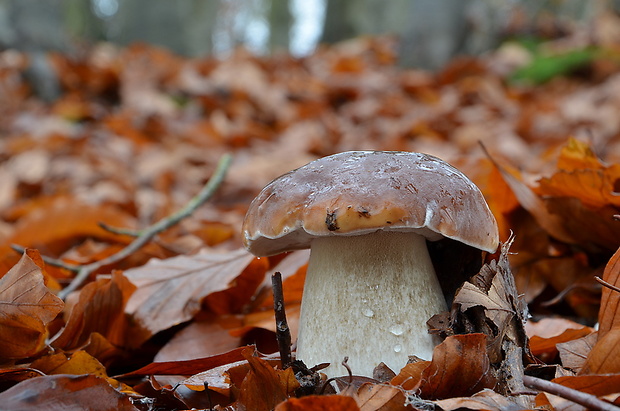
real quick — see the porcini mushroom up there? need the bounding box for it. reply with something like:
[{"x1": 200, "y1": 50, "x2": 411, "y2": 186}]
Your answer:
[{"x1": 242, "y1": 151, "x2": 499, "y2": 378}]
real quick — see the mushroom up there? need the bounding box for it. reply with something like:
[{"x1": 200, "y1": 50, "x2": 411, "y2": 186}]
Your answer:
[{"x1": 242, "y1": 151, "x2": 499, "y2": 378}]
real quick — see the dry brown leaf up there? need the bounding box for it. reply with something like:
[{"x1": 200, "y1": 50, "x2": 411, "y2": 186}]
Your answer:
[
  {"x1": 235, "y1": 348, "x2": 300, "y2": 411},
  {"x1": 347, "y1": 383, "x2": 409, "y2": 411},
  {"x1": 0, "y1": 197, "x2": 135, "y2": 274},
  {"x1": 598, "y1": 246, "x2": 620, "y2": 338},
  {"x1": 52, "y1": 271, "x2": 136, "y2": 350},
  {"x1": 526, "y1": 317, "x2": 593, "y2": 339},
  {"x1": 417, "y1": 333, "x2": 497, "y2": 400},
  {"x1": 452, "y1": 241, "x2": 529, "y2": 364},
  {"x1": 275, "y1": 395, "x2": 360, "y2": 411},
  {"x1": 119, "y1": 345, "x2": 250, "y2": 378},
  {"x1": 0, "y1": 252, "x2": 64, "y2": 361},
  {"x1": 552, "y1": 374, "x2": 620, "y2": 398},
  {"x1": 0, "y1": 373, "x2": 138, "y2": 411},
  {"x1": 537, "y1": 138, "x2": 620, "y2": 209},
  {"x1": 529, "y1": 326, "x2": 593, "y2": 363},
  {"x1": 123, "y1": 248, "x2": 262, "y2": 346},
  {"x1": 154, "y1": 319, "x2": 241, "y2": 362},
  {"x1": 30, "y1": 350, "x2": 135, "y2": 394},
  {"x1": 557, "y1": 332, "x2": 598, "y2": 373},
  {"x1": 433, "y1": 388, "x2": 525, "y2": 411},
  {"x1": 486, "y1": 148, "x2": 576, "y2": 245},
  {"x1": 581, "y1": 328, "x2": 620, "y2": 374},
  {"x1": 390, "y1": 360, "x2": 430, "y2": 391}
]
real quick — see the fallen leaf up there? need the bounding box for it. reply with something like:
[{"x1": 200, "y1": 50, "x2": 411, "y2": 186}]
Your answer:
[
  {"x1": 433, "y1": 388, "x2": 525, "y2": 411},
  {"x1": 598, "y1": 246, "x2": 620, "y2": 338},
  {"x1": 451, "y1": 240, "x2": 531, "y2": 396},
  {"x1": 486, "y1": 149, "x2": 576, "y2": 245},
  {"x1": 52, "y1": 271, "x2": 136, "y2": 350},
  {"x1": 0, "y1": 373, "x2": 138, "y2": 410},
  {"x1": 203, "y1": 255, "x2": 270, "y2": 315},
  {"x1": 452, "y1": 241, "x2": 530, "y2": 364},
  {"x1": 0, "y1": 252, "x2": 64, "y2": 361},
  {"x1": 390, "y1": 360, "x2": 429, "y2": 391},
  {"x1": 526, "y1": 317, "x2": 593, "y2": 339},
  {"x1": 235, "y1": 348, "x2": 300, "y2": 411},
  {"x1": 417, "y1": 334, "x2": 497, "y2": 400},
  {"x1": 30, "y1": 350, "x2": 134, "y2": 394},
  {"x1": 154, "y1": 318, "x2": 241, "y2": 362},
  {"x1": 529, "y1": 326, "x2": 593, "y2": 363},
  {"x1": 346, "y1": 383, "x2": 409, "y2": 411},
  {"x1": 123, "y1": 248, "x2": 261, "y2": 346},
  {"x1": 551, "y1": 374, "x2": 620, "y2": 397},
  {"x1": 118, "y1": 345, "x2": 250, "y2": 378},
  {"x1": 0, "y1": 197, "x2": 135, "y2": 274},
  {"x1": 557, "y1": 332, "x2": 598, "y2": 373},
  {"x1": 581, "y1": 327, "x2": 620, "y2": 374},
  {"x1": 275, "y1": 395, "x2": 360, "y2": 411}
]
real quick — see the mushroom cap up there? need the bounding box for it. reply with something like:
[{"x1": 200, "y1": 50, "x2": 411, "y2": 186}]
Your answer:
[{"x1": 242, "y1": 151, "x2": 499, "y2": 256}]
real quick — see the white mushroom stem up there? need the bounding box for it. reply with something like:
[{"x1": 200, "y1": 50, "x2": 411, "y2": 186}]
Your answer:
[{"x1": 295, "y1": 230, "x2": 447, "y2": 378}]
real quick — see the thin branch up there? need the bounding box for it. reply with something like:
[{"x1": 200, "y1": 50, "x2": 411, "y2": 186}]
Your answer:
[
  {"x1": 11, "y1": 244, "x2": 81, "y2": 272},
  {"x1": 98, "y1": 222, "x2": 142, "y2": 237},
  {"x1": 272, "y1": 271, "x2": 292, "y2": 369},
  {"x1": 595, "y1": 276, "x2": 620, "y2": 293},
  {"x1": 54, "y1": 153, "x2": 232, "y2": 300},
  {"x1": 523, "y1": 375, "x2": 620, "y2": 411}
]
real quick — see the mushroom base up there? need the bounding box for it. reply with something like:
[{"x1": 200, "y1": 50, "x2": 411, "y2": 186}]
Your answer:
[{"x1": 295, "y1": 231, "x2": 447, "y2": 378}]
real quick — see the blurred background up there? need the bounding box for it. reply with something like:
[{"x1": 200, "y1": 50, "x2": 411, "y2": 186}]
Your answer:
[{"x1": 0, "y1": 0, "x2": 612, "y2": 68}]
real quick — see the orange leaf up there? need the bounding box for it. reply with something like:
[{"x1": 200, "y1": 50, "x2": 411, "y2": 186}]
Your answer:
[
  {"x1": 390, "y1": 360, "x2": 430, "y2": 391},
  {"x1": 0, "y1": 197, "x2": 135, "y2": 274},
  {"x1": 487, "y1": 150, "x2": 576, "y2": 245},
  {"x1": 0, "y1": 252, "x2": 64, "y2": 361},
  {"x1": 31, "y1": 350, "x2": 134, "y2": 394},
  {"x1": 349, "y1": 383, "x2": 409, "y2": 411},
  {"x1": 598, "y1": 246, "x2": 620, "y2": 338},
  {"x1": 275, "y1": 395, "x2": 360, "y2": 411},
  {"x1": 556, "y1": 137, "x2": 606, "y2": 171},
  {"x1": 418, "y1": 334, "x2": 497, "y2": 400},
  {"x1": 529, "y1": 326, "x2": 593, "y2": 362},
  {"x1": 155, "y1": 319, "x2": 241, "y2": 362},
  {"x1": 553, "y1": 374, "x2": 620, "y2": 396},
  {"x1": 236, "y1": 348, "x2": 300, "y2": 411},
  {"x1": 119, "y1": 345, "x2": 250, "y2": 378},
  {"x1": 581, "y1": 328, "x2": 620, "y2": 374},
  {"x1": 203, "y1": 256, "x2": 270, "y2": 315},
  {"x1": 52, "y1": 271, "x2": 136, "y2": 350},
  {"x1": 0, "y1": 374, "x2": 138, "y2": 410}
]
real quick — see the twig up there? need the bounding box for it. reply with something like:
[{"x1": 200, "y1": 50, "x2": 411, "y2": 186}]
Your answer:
[
  {"x1": 10, "y1": 244, "x2": 81, "y2": 272},
  {"x1": 523, "y1": 375, "x2": 620, "y2": 411},
  {"x1": 52, "y1": 153, "x2": 232, "y2": 300},
  {"x1": 272, "y1": 271, "x2": 292, "y2": 369},
  {"x1": 595, "y1": 276, "x2": 620, "y2": 293},
  {"x1": 98, "y1": 222, "x2": 142, "y2": 237}
]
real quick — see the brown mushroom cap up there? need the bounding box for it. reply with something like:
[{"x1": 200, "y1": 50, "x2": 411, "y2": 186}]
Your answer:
[{"x1": 242, "y1": 151, "x2": 499, "y2": 256}]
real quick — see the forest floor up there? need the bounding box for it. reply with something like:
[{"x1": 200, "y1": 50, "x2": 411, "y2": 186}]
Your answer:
[{"x1": 1, "y1": 12, "x2": 620, "y2": 411}]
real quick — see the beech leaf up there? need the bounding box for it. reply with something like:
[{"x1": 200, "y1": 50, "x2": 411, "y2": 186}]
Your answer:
[
  {"x1": 598, "y1": 246, "x2": 620, "y2": 338},
  {"x1": 275, "y1": 395, "x2": 360, "y2": 411},
  {"x1": 0, "y1": 252, "x2": 64, "y2": 361},
  {"x1": 124, "y1": 248, "x2": 262, "y2": 345},
  {"x1": 235, "y1": 348, "x2": 300, "y2": 411},
  {"x1": 418, "y1": 334, "x2": 497, "y2": 400},
  {"x1": 0, "y1": 374, "x2": 138, "y2": 411}
]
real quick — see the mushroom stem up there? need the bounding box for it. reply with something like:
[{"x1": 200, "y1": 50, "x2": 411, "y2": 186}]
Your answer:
[{"x1": 296, "y1": 230, "x2": 447, "y2": 378}]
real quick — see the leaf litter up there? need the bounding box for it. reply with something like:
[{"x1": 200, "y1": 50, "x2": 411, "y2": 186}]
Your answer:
[{"x1": 2, "y1": 11, "x2": 620, "y2": 410}]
